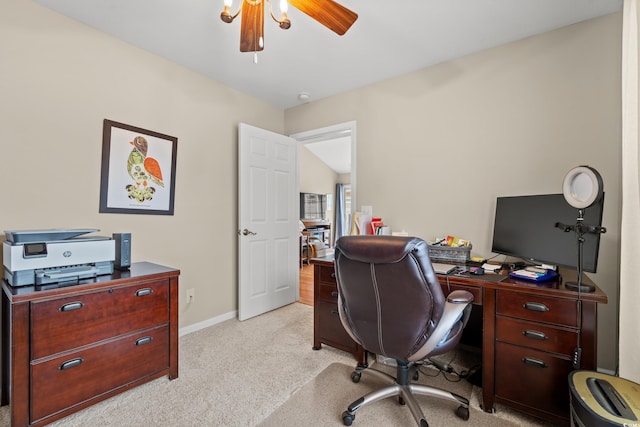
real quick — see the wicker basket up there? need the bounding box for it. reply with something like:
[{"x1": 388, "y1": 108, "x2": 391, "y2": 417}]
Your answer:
[{"x1": 428, "y1": 244, "x2": 472, "y2": 263}]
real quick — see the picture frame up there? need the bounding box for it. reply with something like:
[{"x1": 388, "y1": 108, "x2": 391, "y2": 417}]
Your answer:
[{"x1": 99, "y1": 119, "x2": 178, "y2": 215}]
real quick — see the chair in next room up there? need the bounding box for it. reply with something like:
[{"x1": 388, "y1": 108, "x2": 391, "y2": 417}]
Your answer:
[{"x1": 334, "y1": 235, "x2": 474, "y2": 427}]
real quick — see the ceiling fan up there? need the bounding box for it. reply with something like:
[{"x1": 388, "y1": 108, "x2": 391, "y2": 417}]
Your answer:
[{"x1": 221, "y1": 0, "x2": 358, "y2": 53}]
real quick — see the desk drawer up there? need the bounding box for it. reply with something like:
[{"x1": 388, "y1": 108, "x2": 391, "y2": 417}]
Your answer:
[
  {"x1": 31, "y1": 324, "x2": 169, "y2": 423},
  {"x1": 496, "y1": 290, "x2": 577, "y2": 327},
  {"x1": 495, "y1": 316, "x2": 577, "y2": 356},
  {"x1": 315, "y1": 300, "x2": 358, "y2": 351},
  {"x1": 31, "y1": 279, "x2": 169, "y2": 359},
  {"x1": 495, "y1": 341, "x2": 572, "y2": 419},
  {"x1": 318, "y1": 265, "x2": 337, "y2": 285},
  {"x1": 317, "y1": 283, "x2": 339, "y2": 303}
]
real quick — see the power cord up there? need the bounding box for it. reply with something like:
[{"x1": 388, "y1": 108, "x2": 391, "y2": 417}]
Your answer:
[{"x1": 416, "y1": 353, "x2": 481, "y2": 384}]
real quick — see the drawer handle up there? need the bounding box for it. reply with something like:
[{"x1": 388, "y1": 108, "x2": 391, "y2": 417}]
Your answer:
[
  {"x1": 135, "y1": 288, "x2": 154, "y2": 297},
  {"x1": 522, "y1": 357, "x2": 547, "y2": 368},
  {"x1": 523, "y1": 330, "x2": 548, "y2": 340},
  {"x1": 523, "y1": 302, "x2": 549, "y2": 312},
  {"x1": 59, "y1": 301, "x2": 84, "y2": 312},
  {"x1": 331, "y1": 310, "x2": 339, "y2": 317},
  {"x1": 135, "y1": 336, "x2": 153, "y2": 346},
  {"x1": 59, "y1": 357, "x2": 84, "y2": 370},
  {"x1": 331, "y1": 291, "x2": 338, "y2": 298}
]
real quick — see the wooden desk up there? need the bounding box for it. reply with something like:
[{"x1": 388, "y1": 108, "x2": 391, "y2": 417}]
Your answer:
[
  {"x1": 1, "y1": 262, "x2": 180, "y2": 427},
  {"x1": 311, "y1": 258, "x2": 367, "y2": 366},
  {"x1": 310, "y1": 258, "x2": 607, "y2": 426},
  {"x1": 443, "y1": 268, "x2": 606, "y2": 425}
]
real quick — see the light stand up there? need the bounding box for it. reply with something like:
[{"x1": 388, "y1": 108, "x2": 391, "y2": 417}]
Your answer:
[
  {"x1": 555, "y1": 210, "x2": 606, "y2": 292},
  {"x1": 558, "y1": 165, "x2": 605, "y2": 369},
  {"x1": 558, "y1": 165, "x2": 606, "y2": 293}
]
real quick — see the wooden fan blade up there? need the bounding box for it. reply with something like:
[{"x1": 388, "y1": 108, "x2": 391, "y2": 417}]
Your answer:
[
  {"x1": 240, "y1": 0, "x2": 264, "y2": 52},
  {"x1": 288, "y1": 0, "x2": 358, "y2": 36}
]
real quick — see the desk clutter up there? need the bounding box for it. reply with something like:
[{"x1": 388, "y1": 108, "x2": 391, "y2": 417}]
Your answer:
[
  {"x1": 425, "y1": 234, "x2": 566, "y2": 283},
  {"x1": 429, "y1": 235, "x2": 472, "y2": 264}
]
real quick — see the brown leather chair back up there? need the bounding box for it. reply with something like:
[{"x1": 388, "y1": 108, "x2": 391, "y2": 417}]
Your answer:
[{"x1": 334, "y1": 235, "x2": 448, "y2": 361}]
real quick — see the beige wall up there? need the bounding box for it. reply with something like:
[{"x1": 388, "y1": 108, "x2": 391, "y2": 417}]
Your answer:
[
  {"x1": 286, "y1": 13, "x2": 622, "y2": 371},
  {"x1": 1, "y1": 0, "x2": 284, "y2": 328},
  {"x1": 299, "y1": 145, "x2": 338, "y2": 198},
  {"x1": 2, "y1": 1, "x2": 623, "y2": 371},
  {"x1": 299, "y1": 145, "x2": 338, "y2": 223}
]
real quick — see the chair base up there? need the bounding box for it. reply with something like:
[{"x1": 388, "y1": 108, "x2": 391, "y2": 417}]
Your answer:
[{"x1": 341, "y1": 361, "x2": 470, "y2": 427}]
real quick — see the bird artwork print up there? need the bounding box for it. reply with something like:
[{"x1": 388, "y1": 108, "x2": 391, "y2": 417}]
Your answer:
[{"x1": 126, "y1": 136, "x2": 164, "y2": 203}]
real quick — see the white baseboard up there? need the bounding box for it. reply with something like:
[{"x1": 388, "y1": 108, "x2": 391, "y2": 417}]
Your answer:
[{"x1": 179, "y1": 310, "x2": 237, "y2": 336}]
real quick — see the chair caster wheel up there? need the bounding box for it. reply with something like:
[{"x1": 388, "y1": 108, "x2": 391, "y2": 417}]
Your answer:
[
  {"x1": 398, "y1": 396, "x2": 406, "y2": 406},
  {"x1": 351, "y1": 371, "x2": 361, "y2": 383},
  {"x1": 456, "y1": 405, "x2": 470, "y2": 420},
  {"x1": 342, "y1": 411, "x2": 355, "y2": 426},
  {"x1": 413, "y1": 371, "x2": 420, "y2": 381}
]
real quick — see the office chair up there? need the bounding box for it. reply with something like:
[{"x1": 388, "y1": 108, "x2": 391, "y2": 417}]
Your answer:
[{"x1": 334, "y1": 235, "x2": 474, "y2": 427}]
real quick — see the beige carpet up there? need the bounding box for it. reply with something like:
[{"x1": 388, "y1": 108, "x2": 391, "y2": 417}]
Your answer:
[
  {"x1": 0, "y1": 303, "x2": 355, "y2": 426},
  {"x1": 259, "y1": 362, "x2": 554, "y2": 427},
  {"x1": 0, "y1": 303, "x2": 554, "y2": 426}
]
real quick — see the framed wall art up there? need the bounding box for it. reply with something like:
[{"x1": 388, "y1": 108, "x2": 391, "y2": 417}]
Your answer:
[{"x1": 99, "y1": 119, "x2": 178, "y2": 215}]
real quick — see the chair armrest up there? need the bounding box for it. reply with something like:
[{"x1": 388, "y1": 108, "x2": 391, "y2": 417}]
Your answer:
[
  {"x1": 447, "y1": 290, "x2": 473, "y2": 304},
  {"x1": 408, "y1": 290, "x2": 474, "y2": 362}
]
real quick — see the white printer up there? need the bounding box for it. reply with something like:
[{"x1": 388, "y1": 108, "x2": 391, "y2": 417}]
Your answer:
[{"x1": 3, "y1": 229, "x2": 115, "y2": 287}]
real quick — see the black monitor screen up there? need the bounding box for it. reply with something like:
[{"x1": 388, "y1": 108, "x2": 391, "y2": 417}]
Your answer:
[{"x1": 491, "y1": 193, "x2": 604, "y2": 273}]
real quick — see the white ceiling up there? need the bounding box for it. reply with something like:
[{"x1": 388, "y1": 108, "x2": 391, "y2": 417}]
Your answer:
[
  {"x1": 34, "y1": 0, "x2": 622, "y2": 110},
  {"x1": 303, "y1": 136, "x2": 351, "y2": 174}
]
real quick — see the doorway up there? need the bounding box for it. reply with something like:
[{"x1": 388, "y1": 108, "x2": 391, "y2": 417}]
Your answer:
[
  {"x1": 291, "y1": 121, "x2": 356, "y2": 306},
  {"x1": 290, "y1": 121, "x2": 357, "y2": 241}
]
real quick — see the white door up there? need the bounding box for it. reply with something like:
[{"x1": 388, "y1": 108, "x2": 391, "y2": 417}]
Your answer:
[{"x1": 238, "y1": 123, "x2": 299, "y2": 321}]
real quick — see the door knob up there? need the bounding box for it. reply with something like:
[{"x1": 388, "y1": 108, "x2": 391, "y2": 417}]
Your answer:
[{"x1": 239, "y1": 229, "x2": 257, "y2": 236}]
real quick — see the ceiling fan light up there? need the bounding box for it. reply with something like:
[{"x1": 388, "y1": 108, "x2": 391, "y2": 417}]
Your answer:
[
  {"x1": 220, "y1": 6, "x2": 234, "y2": 23},
  {"x1": 279, "y1": 15, "x2": 291, "y2": 29},
  {"x1": 227, "y1": 0, "x2": 357, "y2": 53}
]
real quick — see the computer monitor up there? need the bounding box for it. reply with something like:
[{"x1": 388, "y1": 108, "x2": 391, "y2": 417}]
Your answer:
[{"x1": 491, "y1": 193, "x2": 604, "y2": 273}]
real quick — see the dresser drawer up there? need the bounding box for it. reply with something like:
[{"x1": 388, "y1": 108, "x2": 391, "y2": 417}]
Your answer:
[
  {"x1": 31, "y1": 279, "x2": 169, "y2": 359},
  {"x1": 318, "y1": 265, "x2": 337, "y2": 284},
  {"x1": 495, "y1": 315, "x2": 577, "y2": 356},
  {"x1": 495, "y1": 341, "x2": 572, "y2": 419},
  {"x1": 496, "y1": 290, "x2": 578, "y2": 327},
  {"x1": 30, "y1": 324, "x2": 169, "y2": 423}
]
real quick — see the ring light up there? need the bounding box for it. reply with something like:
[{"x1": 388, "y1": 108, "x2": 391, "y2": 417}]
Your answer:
[{"x1": 562, "y1": 166, "x2": 604, "y2": 209}]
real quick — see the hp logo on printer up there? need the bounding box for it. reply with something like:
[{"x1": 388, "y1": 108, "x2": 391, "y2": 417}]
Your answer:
[{"x1": 63, "y1": 251, "x2": 72, "y2": 257}]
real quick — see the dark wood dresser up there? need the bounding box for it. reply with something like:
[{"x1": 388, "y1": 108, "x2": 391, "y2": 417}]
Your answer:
[
  {"x1": 311, "y1": 257, "x2": 367, "y2": 366},
  {"x1": 1, "y1": 262, "x2": 180, "y2": 427}
]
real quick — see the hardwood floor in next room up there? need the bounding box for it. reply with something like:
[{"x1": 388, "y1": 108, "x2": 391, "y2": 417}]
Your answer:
[{"x1": 299, "y1": 263, "x2": 314, "y2": 306}]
